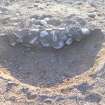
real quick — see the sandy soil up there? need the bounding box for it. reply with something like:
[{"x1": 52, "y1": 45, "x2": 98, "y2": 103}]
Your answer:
[{"x1": 0, "y1": 0, "x2": 105, "y2": 105}]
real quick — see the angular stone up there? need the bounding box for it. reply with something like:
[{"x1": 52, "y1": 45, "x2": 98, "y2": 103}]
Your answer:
[{"x1": 65, "y1": 38, "x2": 73, "y2": 45}]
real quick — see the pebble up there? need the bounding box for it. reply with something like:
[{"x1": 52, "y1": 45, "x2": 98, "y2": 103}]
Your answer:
[
  {"x1": 44, "y1": 17, "x2": 50, "y2": 21},
  {"x1": 26, "y1": 92, "x2": 37, "y2": 100},
  {"x1": 6, "y1": 81, "x2": 18, "y2": 92},
  {"x1": 10, "y1": 42, "x2": 16, "y2": 47},
  {"x1": 55, "y1": 96, "x2": 65, "y2": 102},
  {"x1": 52, "y1": 41, "x2": 64, "y2": 49},
  {"x1": 37, "y1": 95, "x2": 49, "y2": 102},
  {"x1": 88, "y1": 13, "x2": 96, "y2": 18},
  {"x1": 87, "y1": 0, "x2": 97, "y2": 7},
  {"x1": 20, "y1": 87, "x2": 29, "y2": 94},
  {"x1": 73, "y1": 1, "x2": 83, "y2": 5},
  {"x1": 40, "y1": 31, "x2": 49, "y2": 38},
  {"x1": 44, "y1": 99, "x2": 53, "y2": 104},
  {"x1": 40, "y1": 20, "x2": 48, "y2": 26},
  {"x1": 69, "y1": 27, "x2": 83, "y2": 42},
  {"x1": 29, "y1": 37, "x2": 38, "y2": 44},
  {"x1": 76, "y1": 83, "x2": 92, "y2": 93},
  {"x1": 39, "y1": 31, "x2": 50, "y2": 47},
  {"x1": 40, "y1": 41, "x2": 50, "y2": 47},
  {"x1": 81, "y1": 28, "x2": 90, "y2": 35},
  {"x1": 51, "y1": 31, "x2": 58, "y2": 42},
  {"x1": 65, "y1": 38, "x2": 73, "y2": 45},
  {"x1": 85, "y1": 93, "x2": 102, "y2": 103}
]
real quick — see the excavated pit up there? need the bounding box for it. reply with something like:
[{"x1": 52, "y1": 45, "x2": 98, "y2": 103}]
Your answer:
[
  {"x1": 0, "y1": 0, "x2": 105, "y2": 88},
  {"x1": 0, "y1": 0, "x2": 105, "y2": 104},
  {"x1": 0, "y1": 29, "x2": 104, "y2": 87}
]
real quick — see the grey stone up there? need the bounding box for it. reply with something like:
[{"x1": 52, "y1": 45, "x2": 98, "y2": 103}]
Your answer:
[
  {"x1": 29, "y1": 36, "x2": 38, "y2": 45},
  {"x1": 40, "y1": 20, "x2": 48, "y2": 26},
  {"x1": 52, "y1": 41, "x2": 65, "y2": 49},
  {"x1": 76, "y1": 83, "x2": 92, "y2": 93},
  {"x1": 40, "y1": 31, "x2": 49, "y2": 38},
  {"x1": 88, "y1": 13, "x2": 96, "y2": 18},
  {"x1": 39, "y1": 30, "x2": 50, "y2": 47},
  {"x1": 44, "y1": 99, "x2": 53, "y2": 104},
  {"x1": 6, "y1": 81, "x2": 18, "y2": 91},
  {"x1": 81, "y1": 28, "x2": 90, "y2": 36},
  {"x1": 87, "y1": 0, "x2": 96, "y2": 7},
  {"x1": 65, "y1": 38, "x2": 73, "y2": 45},
  {"x1": 69, "y1": 26, "x2": 83, "y2": 42},
  {"x1": 51, "y1": 31, "x2": 58, "y2": 42},
  {"x1": 26, "y1": 92, "x2": 37, "y2": 100},
  {"x1": 85, "y1": 93, "x2": 102, "y2": 103}
]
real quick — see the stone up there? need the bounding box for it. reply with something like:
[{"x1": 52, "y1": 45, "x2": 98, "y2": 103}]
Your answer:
[
  {"x1": 69, "y1": 27, "x2": 83, "y2": 42},
  {"x1": 87, "y1": 0, "x2": 96, "y2": 7},
  {"x1": 40, "y1": 20, "x2": 48, "y2": 26},
  {"x1": 6, "y1": 81, "x2": 18, "y2": 92},
  {"x1": 52, "y1": 41, "x2": 65, "y2": 49},
  {"x1": 29, "y1": 37, "x2": 38, "y2": 45},
  {"x1": 88, "y1": 13, "x2": 96, "y2": 18},
  {"x1": 85, "y1": 93, "x2": 102, "y2": 103},
  {"x1": 76, "y1": 83, "x2": 92, "y2": 93},
  {"x1": 65, "y1": 38, "x2": 73, "y2": 45},
  {"x1": 40, "y1": 31, "x2": 49, "y2": 38},
  {"x1": 81, "y1": 28, "x2": 90, "y2": 36},
  {"x1": 26, "y1": 92, "x2": 37, "y2": 100},
  {"x1": 50, "y1": 30, "x2": 58, "y2": 42},
  {"x1": 44, "y1": 99, "x2": 53, "y2": 104}
]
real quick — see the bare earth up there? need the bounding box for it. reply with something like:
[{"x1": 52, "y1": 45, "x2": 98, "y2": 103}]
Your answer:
[{"x1": 0, "y1": 0, "x2": 105, "y2": 105}]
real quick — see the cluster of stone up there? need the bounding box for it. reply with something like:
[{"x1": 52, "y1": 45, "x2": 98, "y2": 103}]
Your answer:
[{"x1": 8, "y1": 15, "x2": 92, "y2": 49}]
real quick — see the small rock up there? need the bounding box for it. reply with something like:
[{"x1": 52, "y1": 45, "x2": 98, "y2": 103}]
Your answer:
[
  {"x1": 38, "y1": 95, "x2": 49, "y2": 102},
  {"x1": 6, "y1": 81, "x2": 18, "y2": 92},
  {"x1": 39, "y1": 31, "x2": 50, "y2": 47},
  {"x1": 81, "y1": 28, "x2": 90, "y2": 35},
  {"x1": 10, "y1": 42, "x2": 16, "y2": 47},
  {"x1": 85, "y1": 93, "x2": 102, "y2": 103},
  {"x1": 69, "y1": 27, "x2": 82, "y2": 42},
  {"x1": 40, "y1": 38, "x2": 50, "y2": 47},
  {"x1": 44, "y1": 17, "x2": 50, "y2": 21},
  {"x1": 26, "y1": 92, "x2": 37, "y2": 100},
  {"x1": 87, "y1": 0, "x2": 96, "y2": 7},
  {"x1": 88, "y1": 13, "x2": 96, "y2": 18},
  {"x1": 40, "y1": 20, "x2": 48, "y2": 26},
  {"x1": 20, "y1": 87, "x2": 29, "y2": 94},
  {"x1": 29, "y1": 37, "x2": 38, "y2": 45},
  {"x1": 65, "y1": 38, "x2": 73, "y2": 45},
  {"x1": 52, "y1": 41, "x2": 64, "y2": 49},
  {"x1": 40, "y1": 31, "x2": 49, "y2": 38},
  {"x1": 73, "y1": 1, "x2": 83, "y2": 5},
  {"x1": 56, "y1": 97, "x2": 65, "y2": 102},
  {"x1": 51, "y1": 31, "x2": 58, "y2": 42},
  {"x1": 76, "y1": 83, "x2": 92, "y2": 93},
  {"x1": 44, "y1": 99, "x2": 53, "y2": 104}
]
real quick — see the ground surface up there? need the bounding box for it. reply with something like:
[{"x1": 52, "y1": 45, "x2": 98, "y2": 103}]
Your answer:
[{"x1": 0, "y1": 0, "x2": 105, "y2": 105}]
